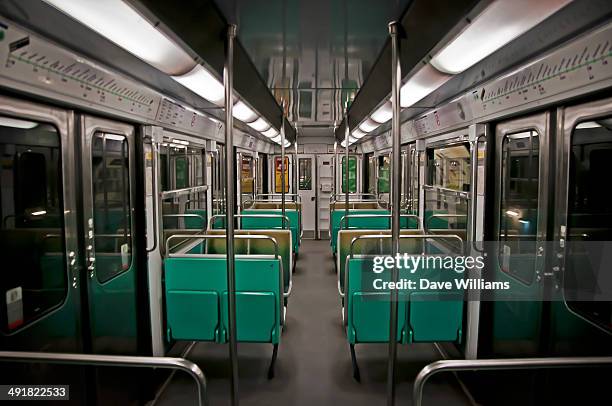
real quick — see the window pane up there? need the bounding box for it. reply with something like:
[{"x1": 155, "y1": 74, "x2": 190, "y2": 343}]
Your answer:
[
  {"x1": 92, "y1": 133, "x2": 131, "y2": 283},
  {"x1": 0, "y1": 116, "x2": 66, "y2": 332},
  {"x1": 566, "y1": 117, "x2": 612, "y2": 331},
  {"x1": 427, "y1": 144, "x2": 470, "y2": 191},
  {"x1": 241, "y1": 156, "x2": 254, "y2": 206},
  {"x1": 498, "y1": 130, "x2": 539, "y2": 284},
  {"x1": 368, "y1": 156, "x2": 376, "y2": 194},
  {"x1": 341, "y1": 156, "x2": 356, "y2": 193},
  {"x1": 378, "y1": 155, "x2": 390, "y2": 194},
  {"x1": 298, "y1": 158, "x2": 312, "y2": 190}
]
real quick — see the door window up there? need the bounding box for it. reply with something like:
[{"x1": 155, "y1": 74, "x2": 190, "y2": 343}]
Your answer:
[
  {"x1": 0, "y1": 116, "x2": 66, "y2": 332},
  {"x1": 498, "y1": 130, "x2": 540, "y2": 284},
  {"x1": 341, "y1": 156, "x2": 357, "y2": 193},
  {"x1": 566, "y1": 117, "x2": 612, "y2": 331},
  {"x1": 91, "y1": 133, "x2": 131, "y2": 283},
  {"x1": 298, "y1": 157, "x2": 312, "y2": 190}
]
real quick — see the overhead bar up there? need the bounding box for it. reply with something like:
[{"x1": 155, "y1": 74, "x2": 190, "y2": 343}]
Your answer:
[
  {"x1": 224, "y1": 23, "x2": 239, "y2": 406},
  {"x1": 387, "y1": 20, "x2": 402, "y2": 406}
]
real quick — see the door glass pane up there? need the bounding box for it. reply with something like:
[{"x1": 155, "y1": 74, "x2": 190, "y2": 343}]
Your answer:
[
  {"x1": 275, "y1": 156, "x2": 289, "y2": 193},
  {"x1": 427, "y1": 144, "x2": 471, "y2": 191},
  {"x1": 298, "y1": 158, "x2": 312, "y2": 190},
  {"x1": 241, "y1": 155, "x2": 254, "y2": 207},
  {"x1": 566, "y1": 117, "x2": 612, "y2": 331},
  {"x1": 498, "y1": 130, "x2": 539, "y2": 284},
  {"x1": 92, "y1": 133, "x2": 131, "y2": 283},
  {"x1": 0, "y1": 116, "x2": 66, "y2": 332},
  {"x1": 368, "y1": 155, "x2": 376, "y2": 194},
  {"x1": 341, "y1": 156, "x2": 356, "y2": 193},
  {"x1": 378, "y1": 155, "x2": 390, "y2": 194},
  {"x1": 174, "y1": 156, "x2": 188, "y2": 189}
]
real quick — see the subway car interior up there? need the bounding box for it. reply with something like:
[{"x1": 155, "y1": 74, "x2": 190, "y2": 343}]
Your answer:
[{"x1": 1, "y1": 0, "x2": 612, "y2": 405}]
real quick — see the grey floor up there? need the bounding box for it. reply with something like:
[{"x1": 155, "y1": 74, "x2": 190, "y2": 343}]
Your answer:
[{"x1": 155, "y1": 240, "x2": 471, "y2": 406}]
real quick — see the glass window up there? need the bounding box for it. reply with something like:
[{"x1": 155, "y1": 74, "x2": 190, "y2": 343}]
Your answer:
[
  {"x1": 174, "y1": 156, "x2": 189, "y2": 189},
  {"x1": 377, "y1": 155, "x2": 390, "y2": 194},
  {"x1": 367, "y1": 155, "x2": 376, "y2": 195},
  {"x1": 498, "y1": 130, "x2": 539, "y2": 284},
  {"x1": 427, "y1": 144, "x2": 471, "y2": 191},
  {"x1": 92, "y1": 133, "x2": 131, "y2": 283},
  {"x1": 298, "y1": 157, "x2": 312, "y2": 190},
  {"x1": 565, "y1": 117, "x2": 612, "y2": 332},
  {"x1": 341, "y1": 156, "x2": 357, "y2": 193},
  {"x1": 275, "y1": 156, "x2": 289, "y2": 193},
  {"x1": 241, "y1": 155, "x2": 254, "y2": 207},
  {"x1": 0, "y1": 116, "x2": 66, "y2": 332}
]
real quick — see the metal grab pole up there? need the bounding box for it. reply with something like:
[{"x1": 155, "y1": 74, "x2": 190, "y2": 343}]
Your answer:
[
  {"x1": 224, "y1": 23, "x2": 239, "y2": 406},
  {"x1": 387, "y1": 21, "x2": 402, "y2": 406},
  {"x1": 281, "y1": 119, "x2": 286, "y2": 220},
  {"x1": 344, "y1": 106, "x2": 350, "y2": 219},
  {"x1": 413, "y1": 357, "x2": 612, "y2": 406},
  {"x1": 0, "y1": 351, "x2": 208, "y2": 406}
]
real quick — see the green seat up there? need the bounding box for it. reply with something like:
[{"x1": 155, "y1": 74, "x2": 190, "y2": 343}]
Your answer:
[
  {"x1": 330, "y1": 209, "x2": 390, "y2": 254},
  {"x1": 165, "y1": 256, "x2": 282, "y2": 344},
  {"x1": 185, "y1": 209, "x2": 207, "y2": 229},
  {"x1": 241, "y1": 209, "x2": 300, "y2": 254}
]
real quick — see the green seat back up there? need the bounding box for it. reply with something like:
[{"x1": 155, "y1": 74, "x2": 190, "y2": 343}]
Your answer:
[
  {"x1": 164, "y1": 257, "x2": 281, "y2": 343},
  {"x1": 330, "y1": 209, "x2": 390, "y2": 253},
  {"x1": 241, "y1": 209, "x2": 300, "y2": 254},
  {"x1": 185, "y1": 209, "x2": 207, "y2": 229}
]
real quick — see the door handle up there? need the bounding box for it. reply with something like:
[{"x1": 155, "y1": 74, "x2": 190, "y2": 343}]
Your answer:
[
  {"x1": 68, "y1": 251, "x2": 78, "y2": 288},
  {"x1": 311, "y1": 196, "x2": 316, "y2": 201}
]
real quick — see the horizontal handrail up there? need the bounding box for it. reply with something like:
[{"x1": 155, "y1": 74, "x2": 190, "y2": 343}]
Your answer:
[
  {"x1": 413, "y1": 357, "x2": 612, "y2": 406},
  {"x1": 255, "y1": 193, "x2": 301, "y2": 203},
  {"x1": 165, "y1": 234, "x2": 279, "y2": 259},
  {"x1": 423, "y1": 184, "x2": 470, "y2": 198},
  {"x1": 330, "y1": 193, "x2": 377, "y2": 203},
  {"x1": 349, "y1": 234, "x2": 464, "y2": 257},
  {"x1": 208, "y1": 214, "x2": 291, "y2": 230},
  {"x1": 339, "y1": 214, "x2": 420, "y2": 230},
  {"x1": 0, "y1": 351, "x2": 207, "y2": 406},
  {"x1": 162, "y1": 185, "x2": 208, "y2": 199}
]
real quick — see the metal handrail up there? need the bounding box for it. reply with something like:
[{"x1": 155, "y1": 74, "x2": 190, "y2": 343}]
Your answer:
[
  {"x1": 413, "y1": 357, "x2": 612, "y2": 406},
  {"x1": 0, "y1": 351, "x2": 207, "y2": 406},
  {"x1": 165, "y1": 234, "x2": 279, "y2": 259},
  {"x1": 208, "y1": 214, "x2": 291, "y2": 230},
  {"x1": 339, "y1": 214, "x2": 420, "y2": 230},
  {"x1": 330, "y1": 193, "x2": 377, "y2": 203},
  {"x1": 423, "y1": 184, "x2": 470, "y2": 197},
  {"x1": 349, "y1": 234, "x2": 464, "y2": 257},
  {"x1": 425, "y1": 214, "x2": 468, "y2": 232},
  {"x1": 161, "y1": 185, "x2": 208, "y2": 199},
  {"x1": 255, "y1": 193, "x2": 301, "y2": 203}
]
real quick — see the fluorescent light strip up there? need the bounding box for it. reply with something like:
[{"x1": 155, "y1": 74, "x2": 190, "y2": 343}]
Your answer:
[
  {"x1": 262, "y1": 127, "x2": 279, "y2": 138},
  {"x1": 506, "y1": 210, "x2": 520, "y2": 217},
  {"x1": 359, "y1": 118, "x2": 381, "y2": 133},
  {"x1": 270, "y1": 134, "x2": 282, "y2": 143},
  {"x1": 431, "y1": 0, "x2": 572, "y2": 74},
  {"x1": 400, "y1": 64, "x2": 451, "y2": 108},
  {"x1": 352, "y1": 128, "x2": 367, "y2": 139},
  {"x1": 172, "y1": 65, "x2": 225, "y2": 105},
  {"x1": 0, "y1": 117, "x2": 38, "y2": 129},
  {"x1": 233, "y1": 101, "x2": 258, "y2": 123},
  {"x1": 248, "y1": 117, "x2": 271, "y2": 132},
  {"x1": 370, "y1": 101, "x2": 393, "y2": 123},
  {"x1": 43, "y1": 0, "x2": 195, "y2": 76}
]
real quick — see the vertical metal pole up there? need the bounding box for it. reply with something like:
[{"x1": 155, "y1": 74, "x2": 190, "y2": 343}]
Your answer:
[
  {"x1": 344, "y1": 107, "x2": 350, "y2": 218},
  {"x1": 224, "y1": 23, "x2": 239, "y2": 406},
  {"x1": 387, "y1": 20, "x2": 401, "y2": 406},
  {"x1": 294, "y1": 127, "x2": 298, "y2": 196},
  {"x1": 281, "y1": 119, "x2": 286, "y2": 220}
]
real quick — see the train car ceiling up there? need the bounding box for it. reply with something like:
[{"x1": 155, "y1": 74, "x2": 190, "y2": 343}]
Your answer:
[{"x1": 335, "y1": 0, "x2": 612, "y2": 144}]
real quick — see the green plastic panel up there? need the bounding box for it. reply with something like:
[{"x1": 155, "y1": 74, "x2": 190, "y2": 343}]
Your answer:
[
  {"x1": 222, "y1": 292, "x2": 278, "y2": 343},
  {"x1": 167, "y1": 291, "x2": 219, "y2": 341},
  {"x1": 330, "y1": 209, "x2": 389, "y2": 253},
  {"x1": 241, "y1": 209, "x2": 300, "y2": 254},
  {"x1": 408, "y1": 292, "x2": 463, "y2": 343},
  {"x1": 185, "y1": 209, "x2": 207, "y2": 229}
]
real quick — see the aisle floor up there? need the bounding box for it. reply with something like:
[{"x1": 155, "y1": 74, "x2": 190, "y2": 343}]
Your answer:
[{"x1": 154, "y1": 240, "x2": 471, "y2": 406}]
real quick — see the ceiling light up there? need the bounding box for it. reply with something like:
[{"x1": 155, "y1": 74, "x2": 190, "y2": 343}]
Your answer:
[
  {"x1": 400, "y1": 64, "x2": 451, "y2": 108},
  {"x1": 172, "y1": 65, "x2": 225, "y2": 105},
  {"x1": 506, "y1": 210, "x2": 520, "y2": 217},
  {"x1": 352, "y1": 128, "x2": 367, "y2": 139},
  {"x1": 0, "y1": 117, "x2": 38, "y2": 129},
  {"x1": 172, "y1": 139, "x2": 189, "y2": 145},
  {"x1": 43, "y1": 0, "x2": 195, "y2": 76},
  {"x1": 283, "y1": 140, "x2": 291, "y2": 147},
  {"x1": 103, "y1": 134, "x2": 126, "y2": 142},
  {"x1": 233, "y1": 101, "x2": 258, "y2": 122},
  {"x1": 359, "y1": 118, "x2": 380, "y2": 133},
  {"x1": 371, "y1": 101, "x2": 393, "y2": 123},
  {"x1": 262, "y1": 128, "x2": 279, "y2": 138},
  {"x1": 30, "y1": 210, "x2": 47, "y2": 216},
  {"x1": 270, "y1": 134, "x2": 282, "y2": 143},
  {"x1": 576, "y1": 121, "x2": 600, "y2": 129},
  {"x1": 248, "y1": 118, "x2": 271, "y2": 132},
  {"x1": 431, "y1": 0, "x2": 572, "y2": 74}
]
